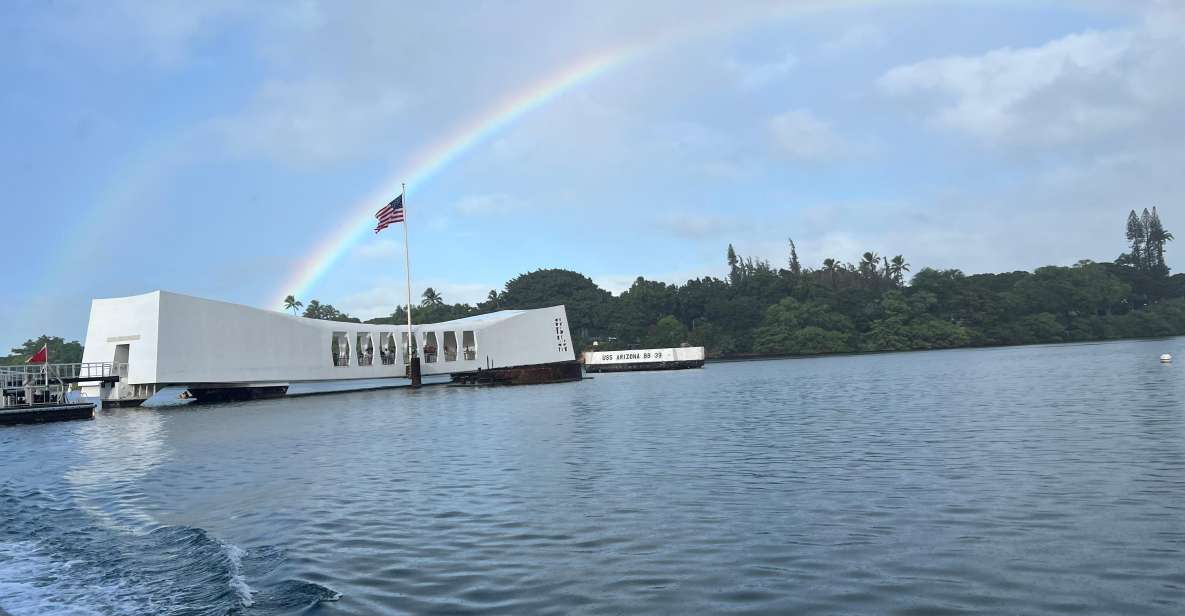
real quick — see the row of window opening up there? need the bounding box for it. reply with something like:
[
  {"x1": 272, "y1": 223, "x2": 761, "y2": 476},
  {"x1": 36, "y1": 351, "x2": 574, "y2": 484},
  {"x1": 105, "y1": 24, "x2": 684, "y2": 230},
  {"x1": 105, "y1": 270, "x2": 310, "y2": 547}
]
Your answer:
[{"x1": 331, "y1": 330, "x2": 476, "y2": 367}]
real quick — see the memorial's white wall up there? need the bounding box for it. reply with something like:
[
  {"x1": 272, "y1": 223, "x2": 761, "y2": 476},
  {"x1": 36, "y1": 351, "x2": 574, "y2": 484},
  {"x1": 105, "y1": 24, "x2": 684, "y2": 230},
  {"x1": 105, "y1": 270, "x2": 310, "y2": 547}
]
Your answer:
[{"x1": 80, "y1": 290, "x2": 576, "y2": 385}]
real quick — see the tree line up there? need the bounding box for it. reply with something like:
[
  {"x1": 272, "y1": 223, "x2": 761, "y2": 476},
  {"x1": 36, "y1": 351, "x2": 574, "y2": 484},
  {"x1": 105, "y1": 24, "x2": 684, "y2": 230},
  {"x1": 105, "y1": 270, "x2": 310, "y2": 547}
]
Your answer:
[
  {"x1": 12, "y1": 209, "x2": 1181, "y2": 364},
  {"x1": 283, "y1": 208, "x2": 1185, "y2": 358}
]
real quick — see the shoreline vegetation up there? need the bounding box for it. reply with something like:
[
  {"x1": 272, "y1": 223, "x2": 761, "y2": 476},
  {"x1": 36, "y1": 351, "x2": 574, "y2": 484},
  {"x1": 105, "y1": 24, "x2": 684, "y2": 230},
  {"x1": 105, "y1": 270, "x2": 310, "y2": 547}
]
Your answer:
[
  {"x1": 6, "y1": 209, "x2": 1181, "y2": 365},
  {"x1": 294, "y1": 208, "x2": 1185, "y2": 361}
]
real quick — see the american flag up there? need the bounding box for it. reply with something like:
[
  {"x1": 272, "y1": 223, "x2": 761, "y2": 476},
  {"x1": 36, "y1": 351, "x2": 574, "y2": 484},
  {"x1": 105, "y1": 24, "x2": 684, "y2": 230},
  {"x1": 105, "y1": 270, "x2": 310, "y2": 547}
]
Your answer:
[{"x1": 374, "y1": 194, "x2": 405, "y2": 233}]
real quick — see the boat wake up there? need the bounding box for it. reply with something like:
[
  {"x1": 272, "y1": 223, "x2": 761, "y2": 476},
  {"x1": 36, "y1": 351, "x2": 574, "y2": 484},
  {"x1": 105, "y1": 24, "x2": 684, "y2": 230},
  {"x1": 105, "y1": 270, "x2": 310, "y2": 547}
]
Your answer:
[{"x1": 0, "y1": 484, "x2": 340, "y2": 615}]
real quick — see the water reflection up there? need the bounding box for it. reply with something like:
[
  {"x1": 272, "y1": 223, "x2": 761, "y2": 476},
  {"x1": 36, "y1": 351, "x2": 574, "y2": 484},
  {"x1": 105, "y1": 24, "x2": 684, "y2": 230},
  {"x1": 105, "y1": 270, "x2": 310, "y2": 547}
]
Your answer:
[{"x1": 65, "y1": 409, "x2": 169, "y2": 532}]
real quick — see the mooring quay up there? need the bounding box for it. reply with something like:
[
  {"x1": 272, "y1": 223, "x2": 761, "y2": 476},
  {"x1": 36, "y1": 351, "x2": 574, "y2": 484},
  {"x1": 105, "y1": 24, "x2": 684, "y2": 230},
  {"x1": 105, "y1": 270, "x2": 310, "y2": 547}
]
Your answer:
[{"x1": 0, "y1": 362, "x2": 124, "y2": 425}]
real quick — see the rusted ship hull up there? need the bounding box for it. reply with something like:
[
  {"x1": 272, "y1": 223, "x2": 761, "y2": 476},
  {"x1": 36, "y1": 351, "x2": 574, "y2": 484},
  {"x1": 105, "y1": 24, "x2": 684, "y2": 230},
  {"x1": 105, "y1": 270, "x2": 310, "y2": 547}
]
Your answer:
[
  {"x1": 583, "y1": 359, "x2": 704, "y2": 373},
  {"x1": 450, "y1": 360, "x2": 583, "y2": 386}
]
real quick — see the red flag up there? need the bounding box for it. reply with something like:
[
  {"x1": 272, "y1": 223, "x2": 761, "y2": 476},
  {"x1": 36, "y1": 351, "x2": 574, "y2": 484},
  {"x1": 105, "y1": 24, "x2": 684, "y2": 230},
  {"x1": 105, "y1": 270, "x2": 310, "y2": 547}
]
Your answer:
[{"x1": 26, "y1": 344, "x2": 47, "y2": 364}]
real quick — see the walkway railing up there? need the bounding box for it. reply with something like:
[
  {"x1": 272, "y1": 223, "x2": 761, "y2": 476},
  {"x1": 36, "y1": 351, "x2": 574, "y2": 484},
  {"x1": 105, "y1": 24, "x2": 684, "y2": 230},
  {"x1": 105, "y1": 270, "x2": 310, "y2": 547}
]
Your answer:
[{"x1": 1, "y1": 362, "x2": 127, "y2": 407}]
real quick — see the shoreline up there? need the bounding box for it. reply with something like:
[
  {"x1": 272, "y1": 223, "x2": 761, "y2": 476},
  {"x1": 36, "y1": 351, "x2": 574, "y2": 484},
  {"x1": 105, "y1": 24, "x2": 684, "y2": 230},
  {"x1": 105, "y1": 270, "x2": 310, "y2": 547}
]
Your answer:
[{"x1": 700, "y1": 333, "x2": 1184, "y2": 364}]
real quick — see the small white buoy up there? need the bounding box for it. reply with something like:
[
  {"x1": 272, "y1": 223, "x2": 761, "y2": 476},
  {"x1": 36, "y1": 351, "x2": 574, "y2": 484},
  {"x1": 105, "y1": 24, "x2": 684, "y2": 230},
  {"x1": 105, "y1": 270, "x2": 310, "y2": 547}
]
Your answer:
[{"x1": 1160, "y1": 353, "x2": 1172, "y2": 363}]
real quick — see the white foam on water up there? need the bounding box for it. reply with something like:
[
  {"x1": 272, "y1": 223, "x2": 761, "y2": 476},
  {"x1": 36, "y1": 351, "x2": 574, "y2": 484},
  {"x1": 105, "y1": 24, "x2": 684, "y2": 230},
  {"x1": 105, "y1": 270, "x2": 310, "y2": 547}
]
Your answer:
[
  {"x1": 0, "y1": 540, "x2": 144, "y2": 616},
  {"x1": 221, "y1": 542, "x2": 256, "y2": 607}
]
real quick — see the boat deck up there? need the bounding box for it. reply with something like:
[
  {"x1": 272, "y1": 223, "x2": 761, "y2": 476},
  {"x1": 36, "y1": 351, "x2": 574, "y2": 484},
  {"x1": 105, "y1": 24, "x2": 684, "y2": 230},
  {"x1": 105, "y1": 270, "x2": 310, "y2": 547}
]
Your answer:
[{"x1": 0, "y1": 402, "x2": 95, "y2": 426}]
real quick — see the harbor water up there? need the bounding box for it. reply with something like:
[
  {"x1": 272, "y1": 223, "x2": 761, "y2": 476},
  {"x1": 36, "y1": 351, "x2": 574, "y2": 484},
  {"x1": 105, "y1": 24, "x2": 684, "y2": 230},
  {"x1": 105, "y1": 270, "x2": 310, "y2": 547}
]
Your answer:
[{"x1": 2, "y1": 339, "x2": 1183, "y2": 615}]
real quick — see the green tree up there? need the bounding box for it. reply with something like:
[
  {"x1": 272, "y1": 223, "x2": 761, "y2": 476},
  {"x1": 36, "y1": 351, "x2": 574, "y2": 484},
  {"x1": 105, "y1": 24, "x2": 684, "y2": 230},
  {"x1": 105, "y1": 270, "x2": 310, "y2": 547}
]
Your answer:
[
  {"x1": 302, "y1": 299, "x2": 361, "y2": 322},
  {"x1": 477, "y1": 289, "x2": 501, "y2": 312},
  {"x1": 862, "y1": 291, "x2": 970, "y2": 351},
  {"x1": 421, "y1": 287, "x2": 444, "y2": 307},
  {"x1": 614, "y1": 277, "x2": 678, "y2": 345},
  {"x1": 1, "y1": 336, "x2": 84, "y2": 365},
  {"x1": 282, "y1": 294, "x2": 304, "y2": 315},
  {"x1": 859, "y1": 252, "x2": 881, "y2": 289},
  {"x1": 752, "y1": 297, "x2": 855, "y2": 355},
  {"x1": 1145, "y1": 206, "x2": 1173, "y2": 276},
  {"x1": 727, "y1": 244, "x2": 740, "y2": 283},
  {"x1": 788, "y1": 238, "x2": 802, "y2": 277},
  {"x1": 888, "y1": 255, "x2": 910, "y2": 287},
  {"x1": 821, "y1": 258, "x2": 839, "y2": 289},
  {"x1": 1125, "y1": 209, "x2": 1146, "y2": 269},
  {"x1": 500, "y1": 269, "x2": 613, "y2": 350},
  {"x1": 644, "y1": 315, "x2": 688, "y2": 348}
]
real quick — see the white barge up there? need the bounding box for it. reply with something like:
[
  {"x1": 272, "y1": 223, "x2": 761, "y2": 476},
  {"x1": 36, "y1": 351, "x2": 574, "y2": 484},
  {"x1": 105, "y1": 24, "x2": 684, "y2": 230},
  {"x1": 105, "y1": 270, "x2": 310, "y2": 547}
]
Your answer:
[
  {"x1": 80, "y1": 290, "x2": 580, "y2": 402},
  {"x1": 582, "y1": 347, "x2": 705, "y2": 373}
]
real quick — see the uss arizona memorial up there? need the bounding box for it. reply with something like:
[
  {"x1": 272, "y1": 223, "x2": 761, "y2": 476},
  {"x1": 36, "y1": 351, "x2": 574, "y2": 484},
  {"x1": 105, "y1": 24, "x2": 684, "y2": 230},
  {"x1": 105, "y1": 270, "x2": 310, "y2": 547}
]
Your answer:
[{"x1": 80, "y1": 291, "x2": 579, "y2": 402}]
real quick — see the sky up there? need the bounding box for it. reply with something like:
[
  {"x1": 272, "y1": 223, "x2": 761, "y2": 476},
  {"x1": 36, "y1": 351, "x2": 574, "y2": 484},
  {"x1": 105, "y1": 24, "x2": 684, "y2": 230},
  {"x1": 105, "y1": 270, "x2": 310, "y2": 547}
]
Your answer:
[{"x1": 2, "y1": 0, "x2": 1182, "y2": 350}]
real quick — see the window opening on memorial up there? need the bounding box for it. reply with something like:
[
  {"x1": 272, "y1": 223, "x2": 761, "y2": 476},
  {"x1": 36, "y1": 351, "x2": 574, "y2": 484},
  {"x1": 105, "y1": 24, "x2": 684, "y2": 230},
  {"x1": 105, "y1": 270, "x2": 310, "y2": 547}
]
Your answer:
[
  {"x1": 462, "y1": 331, "x2": 476, "y2": 360},
  {"x1": 357, "y1": 332, "x2": 374, "y2": 366},
  {"x1": 380, "y1": 332, "x2": 398, "y2": 365},
  {"x1": 424, "y1": 332, "x2": 438, "y2": 363},
  {"x1": 400, "y1": 332, "x2": 419, "y2": 365},
  {"x1": 443, "y1": 331, "x2": 458, "y2": 362},
  {"x1": 331, "y1": 332, "x2": 351, "y2": 367}
]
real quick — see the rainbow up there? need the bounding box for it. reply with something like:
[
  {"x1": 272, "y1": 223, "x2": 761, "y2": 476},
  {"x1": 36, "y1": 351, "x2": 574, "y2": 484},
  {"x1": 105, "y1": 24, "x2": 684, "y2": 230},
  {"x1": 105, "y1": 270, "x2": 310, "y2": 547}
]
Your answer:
[
  {"x1": 269, "y1": 0, "x2": 880, "y2": 309},
  {"x1": 271, "y1": 45, "x2": 641, "y2": 308}
]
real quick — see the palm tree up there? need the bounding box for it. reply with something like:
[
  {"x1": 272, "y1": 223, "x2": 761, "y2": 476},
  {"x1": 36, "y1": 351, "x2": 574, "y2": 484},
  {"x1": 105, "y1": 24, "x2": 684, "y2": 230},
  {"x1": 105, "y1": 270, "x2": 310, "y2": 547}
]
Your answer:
[
  {"x1": 282, "y1": 295, "x2": 304, "y2": 315},
  {"x1": 889, "y1": 255, "x2": 911, "y2": 287},
  {"x1": 859, "y1": 252, "x2": 881, "y2": 289},
  {"x1": 421, "y1": 287, "x2": 444, "y2": 307},
  {"x1": 822, "y1": 258, "x2": 839, "y2": 289}
]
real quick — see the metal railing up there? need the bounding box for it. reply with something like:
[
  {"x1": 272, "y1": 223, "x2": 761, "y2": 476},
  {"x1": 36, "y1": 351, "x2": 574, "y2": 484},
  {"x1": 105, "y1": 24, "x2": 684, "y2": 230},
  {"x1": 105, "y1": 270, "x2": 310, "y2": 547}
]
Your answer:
[{"x1": 1, "y1": 362, "x2": 127, "y2": 407}]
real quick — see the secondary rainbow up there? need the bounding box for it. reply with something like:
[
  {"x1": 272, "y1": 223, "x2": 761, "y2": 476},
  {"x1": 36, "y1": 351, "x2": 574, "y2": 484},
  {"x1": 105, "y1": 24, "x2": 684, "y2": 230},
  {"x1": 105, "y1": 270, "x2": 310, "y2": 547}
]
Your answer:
[{"x1": 271, "y1": 45, "x2": 639, "y2": 308}]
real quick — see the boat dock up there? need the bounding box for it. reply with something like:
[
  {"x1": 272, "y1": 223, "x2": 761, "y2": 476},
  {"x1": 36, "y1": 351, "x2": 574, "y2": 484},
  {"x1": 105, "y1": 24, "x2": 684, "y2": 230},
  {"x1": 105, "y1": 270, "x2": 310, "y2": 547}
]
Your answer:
[{"x1": 0, "y1": 362, "x2": 128, "y2": 426}]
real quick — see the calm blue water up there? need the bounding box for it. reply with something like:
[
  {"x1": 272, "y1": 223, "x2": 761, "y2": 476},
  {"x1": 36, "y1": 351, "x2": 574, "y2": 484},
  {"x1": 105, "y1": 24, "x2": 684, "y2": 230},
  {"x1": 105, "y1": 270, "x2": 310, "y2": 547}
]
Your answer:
[{"x1": 2, "y1": 339, "x2": 1184, "y2": 615}]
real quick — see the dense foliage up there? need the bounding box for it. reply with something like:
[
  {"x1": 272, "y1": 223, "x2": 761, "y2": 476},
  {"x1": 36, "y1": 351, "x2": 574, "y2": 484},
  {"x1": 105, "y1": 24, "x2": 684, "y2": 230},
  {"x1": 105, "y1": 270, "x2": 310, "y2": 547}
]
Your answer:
[
  {"x1": 19, "y1": 210, "x2": 1177, "y2": 365},
  {"x1": 1, "y1": 336, "x2": 84, "y2": 365},
  {"x1": 300, "y1": 210, "x2": 1185, "y2": 357},
  {"x1": 300, "y1": 299, "x2": 361, "y2": 323}
]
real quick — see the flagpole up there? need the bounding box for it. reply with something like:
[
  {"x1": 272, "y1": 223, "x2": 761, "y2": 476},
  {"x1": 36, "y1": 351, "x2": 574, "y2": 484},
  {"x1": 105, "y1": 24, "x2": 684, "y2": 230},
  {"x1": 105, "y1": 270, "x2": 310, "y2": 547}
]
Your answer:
[{"x1": 402, "y1": 183, "x2": 421, "y2": 387}]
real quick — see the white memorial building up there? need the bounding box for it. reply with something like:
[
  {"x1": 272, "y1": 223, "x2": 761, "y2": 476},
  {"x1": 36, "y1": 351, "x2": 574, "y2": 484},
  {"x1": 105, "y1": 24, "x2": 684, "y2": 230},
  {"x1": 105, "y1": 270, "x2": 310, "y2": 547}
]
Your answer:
[{"x1": 81, "y1": 291, "x2": 579, "y2": 402}]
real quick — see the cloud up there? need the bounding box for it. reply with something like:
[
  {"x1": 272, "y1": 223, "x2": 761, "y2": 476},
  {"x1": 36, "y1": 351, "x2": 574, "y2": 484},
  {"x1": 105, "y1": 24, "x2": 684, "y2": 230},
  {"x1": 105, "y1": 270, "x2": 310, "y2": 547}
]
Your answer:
[
  {"x1": 877, "y1": 15, "x2": 1185, "y2": 146},
  {"x1": 50, "y1": 0, "x2": 245, "y2": 66},
  {"x1": 654, "y1": 213, "x2": 740, "y2": 239},
  {"x1": 593, "y1": 266, "x2": 721, "y2": 296},
  {"x1": 214, "y1": 79, "x2": 408, "y2": 165},
  {"x1": 768, "y1": 109, "x2": 859, "y2": 161},
  {"x1": 338, "y1": 279, "x2": 496, "y2": 320},
  {"x1": 726, "y1": 52, "x2": 798, "y2": 88}
]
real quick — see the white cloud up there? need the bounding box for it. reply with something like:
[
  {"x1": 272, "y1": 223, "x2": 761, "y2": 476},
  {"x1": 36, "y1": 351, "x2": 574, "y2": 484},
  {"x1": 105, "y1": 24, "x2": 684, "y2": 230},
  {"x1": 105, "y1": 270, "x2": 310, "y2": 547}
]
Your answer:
[
  {"x1": 214, "y1": 79, "x2": 408, "y2": 165},
  {"x1": 654, "y1": 213, "x2": 739, "y2": 239},
  {"x1": 593, "y1": 266, "x2": 721, "y2": 296},
  {"x1": 768, "y1": 109, "x2": 857, "y2": 161},
  {"x1": 338, "y1": 279, "x2": 495, "y2": 320},
  {"x1": 53, "y1": 0, "x2": 244, "y2": 66},
  {"x1": 877, "y1": 17, "x2": 1185, "y2": 146}
]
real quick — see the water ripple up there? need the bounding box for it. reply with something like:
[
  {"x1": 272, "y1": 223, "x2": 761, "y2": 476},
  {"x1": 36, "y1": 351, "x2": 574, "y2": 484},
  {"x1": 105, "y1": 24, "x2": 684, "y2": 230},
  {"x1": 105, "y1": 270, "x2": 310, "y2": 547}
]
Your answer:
[{"x1": 0, "y1": 339, "x2": 1183, "y2": 614}]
